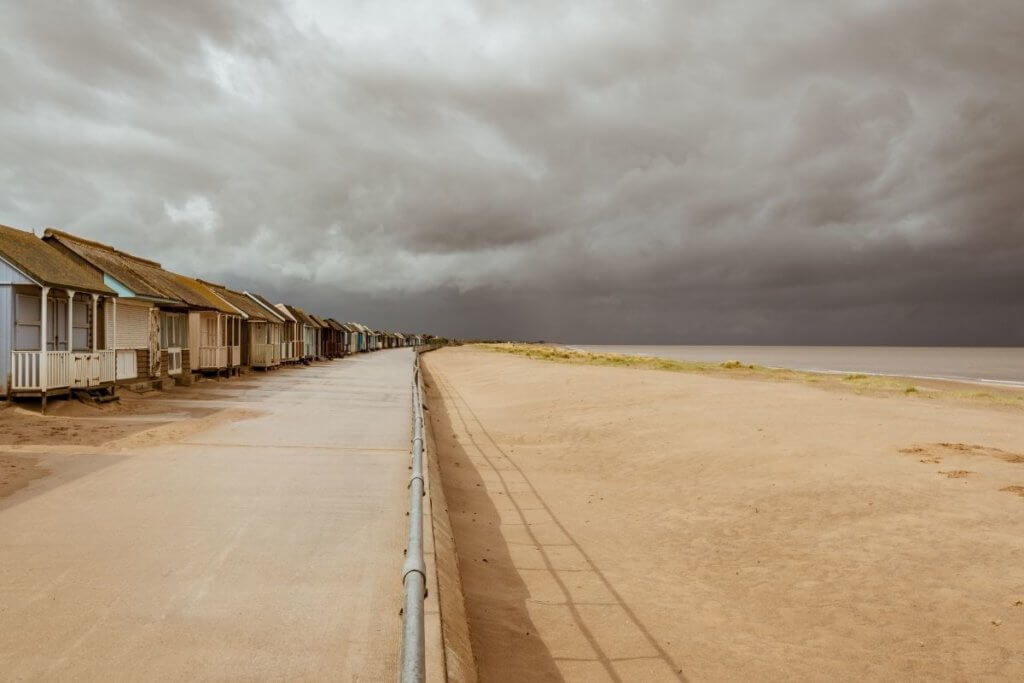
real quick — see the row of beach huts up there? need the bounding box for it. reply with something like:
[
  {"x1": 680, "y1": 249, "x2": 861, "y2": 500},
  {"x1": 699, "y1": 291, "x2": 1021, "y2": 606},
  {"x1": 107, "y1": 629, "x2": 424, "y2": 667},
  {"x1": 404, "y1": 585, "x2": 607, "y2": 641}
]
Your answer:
[{"x1": 0, "y1": 223, "x2": 431, "y2": 407}]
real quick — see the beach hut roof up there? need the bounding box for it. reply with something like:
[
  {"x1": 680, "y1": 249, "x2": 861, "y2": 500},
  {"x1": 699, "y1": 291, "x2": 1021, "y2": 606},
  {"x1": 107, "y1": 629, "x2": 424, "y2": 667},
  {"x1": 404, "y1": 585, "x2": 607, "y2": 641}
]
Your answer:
[
  {"x1": 43, "y1": 229, "x2": 245, "y2": 310},
  {"x1": 325, "y1": 318, "x2": 346, "y2": 331},
  {"x1": 199, "y1": 280, "x2": 275, "y2": 321},
  {"x1": 242, "y1": 291, "x2": 286, "y2": 322},
  {"x1": 0, "y1": 224, "x2": 114, "y2": 294},
  {"x1": 273, "y1": 303, "x2": 297, "y2": 323},
  {"x1": 43, "y1": 228, "x2": 185, "y2": 303},
  {"x1": 172, "y1": 275, "x2": 238, "y2": 314},
  {"x1": 284, "y1": 305, "x2": 318, "y2": 328}
]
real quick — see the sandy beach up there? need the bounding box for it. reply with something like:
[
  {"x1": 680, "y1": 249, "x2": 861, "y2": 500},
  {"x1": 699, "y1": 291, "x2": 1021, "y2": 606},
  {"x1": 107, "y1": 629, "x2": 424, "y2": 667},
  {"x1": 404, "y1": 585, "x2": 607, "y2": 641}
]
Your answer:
[{"x1": 422, "y1": 346, "x2": 1024, "y2": 681}]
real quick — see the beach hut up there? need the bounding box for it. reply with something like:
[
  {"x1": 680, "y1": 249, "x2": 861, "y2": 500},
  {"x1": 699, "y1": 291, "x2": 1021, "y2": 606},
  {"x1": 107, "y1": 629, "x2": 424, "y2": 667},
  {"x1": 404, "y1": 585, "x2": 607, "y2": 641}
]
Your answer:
[
  {"x1": 349, "y1": 323, "x2": 369, "y2": 352},
  {"x1": 279, "y1": 305, "x2": 318, "y2": 361},
  {"x1": 201, "y1": 281, "x2": 285, "y2": 371},
  {"x1": 308, "y1": 314, "x2": 331, "y2": 359},
  {"x1": 295, "y1": 307, "x2": 318, "y2": 360},
  {"x1": 335, "y1": 321, "x2": 355, "y2": 355},
  {"x1": 173, "y1": 276, "x2": 242, "y2": 377},
  {"x1": 42, "y1": 228, "x2": 208, "y2": 387},
  {"x1": 324, "y1": 318, "x2": 343, "y2": 358},
  {"x1": 242, "y1": 291, "x2": 287, "y2": 369},
  {"x1": 344, "y1": 322, "x2": 359, "y2": 354},
  {"x1": 0, "y1": 224, "x2": 117, "y2": 405},
  {"x1": 272, "y1": 304, "x2": 302, "y2": 363},
  {"x1": 324, "y1": 318, "x2": 347, "y2": 357}
]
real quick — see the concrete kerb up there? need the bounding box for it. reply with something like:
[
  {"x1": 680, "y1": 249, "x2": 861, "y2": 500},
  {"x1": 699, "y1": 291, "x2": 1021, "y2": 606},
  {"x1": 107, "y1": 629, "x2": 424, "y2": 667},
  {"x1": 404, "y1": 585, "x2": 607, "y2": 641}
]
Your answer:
[{"x1": 417, "y1": 347, "x2": 479, "y2": 682}]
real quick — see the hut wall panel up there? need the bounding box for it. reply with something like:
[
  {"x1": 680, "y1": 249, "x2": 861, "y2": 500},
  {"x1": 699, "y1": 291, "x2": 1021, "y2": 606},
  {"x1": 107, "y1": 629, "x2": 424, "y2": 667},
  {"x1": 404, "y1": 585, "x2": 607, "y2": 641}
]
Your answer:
[
  {"x1": 187, "y1": 312, "x2": 200, "y2": 366},
  {"x1": 104, "y1": 300, "x2": 152, "y2": 349},
  {"x1": 0, "y1": 258, "x2": 34, "y2": 285},
  {"x1": 0, "y1": 286, "x2": 12, "y2": 395}
]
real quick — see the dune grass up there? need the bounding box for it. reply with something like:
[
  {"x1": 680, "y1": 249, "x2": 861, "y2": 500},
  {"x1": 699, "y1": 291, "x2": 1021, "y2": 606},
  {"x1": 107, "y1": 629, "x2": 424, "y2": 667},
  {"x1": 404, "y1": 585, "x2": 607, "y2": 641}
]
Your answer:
[{"x1": 475, "y1": 343, "x2": 1024, "y2": 410}]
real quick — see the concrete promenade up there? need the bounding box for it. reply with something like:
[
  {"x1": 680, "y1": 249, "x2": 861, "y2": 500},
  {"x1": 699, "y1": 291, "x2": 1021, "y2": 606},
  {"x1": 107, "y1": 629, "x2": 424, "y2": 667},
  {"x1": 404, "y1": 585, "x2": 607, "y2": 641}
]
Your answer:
[{"x1": 0, "y1": 349, "x2": 416, "y2": 680}]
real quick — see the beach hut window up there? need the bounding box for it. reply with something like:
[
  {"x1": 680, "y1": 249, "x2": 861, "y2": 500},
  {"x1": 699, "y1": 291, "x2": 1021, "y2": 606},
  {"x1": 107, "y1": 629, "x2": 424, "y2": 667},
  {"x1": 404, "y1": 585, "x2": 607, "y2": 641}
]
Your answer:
[
  {"x1": 72, "y1": 298, "x2": 90, "y2": 351},
  {"x1": 160, "y1": 312, "x2": 186, "y2": 348},
  {"x1": 47, "y1": 299, "x2": 68, "y2": 351},
  {"x1": 14, "y1": 293, "x2": 42, "y2": 350}
]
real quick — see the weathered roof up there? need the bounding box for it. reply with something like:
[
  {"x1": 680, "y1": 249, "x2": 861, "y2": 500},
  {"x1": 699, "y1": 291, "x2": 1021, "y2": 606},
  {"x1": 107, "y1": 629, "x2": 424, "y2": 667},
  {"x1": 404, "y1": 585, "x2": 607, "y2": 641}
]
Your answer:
[
  {"x1": 273, "y1": 303, "x2": 297, "y2": 323},
  {"x1": 44, "y1": 228, "x2": 176, "y2": 302},
  {"x1": 284, "y1": 304, "x2": 318, "y2": 328},
  {"x1": 0, "y1": 224, "x2": 113, "y2": 294},
  {"x1": 43, "y1": 229, "x2": 232, "y2": 309},
  {"x1": 308, "y1": 314, "x2": 330, "y2": 328},
  {"x1": 172, "y1": 275, "x2": 238, "y2": 314},
  {"x1": 243, "y1": 292, "x2": 285, "y2": 322},
  {"x1": 325, "y1": 318, "x2": 346, "y2": 331},
  {"x1": 200, "y1": 280, "x2": 273, "y2": 321}
]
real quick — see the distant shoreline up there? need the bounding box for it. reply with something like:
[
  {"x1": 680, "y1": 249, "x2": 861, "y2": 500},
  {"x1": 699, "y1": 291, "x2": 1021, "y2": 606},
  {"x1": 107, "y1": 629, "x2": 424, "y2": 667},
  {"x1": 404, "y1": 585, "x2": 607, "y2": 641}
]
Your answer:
[{"x1": 566, "y1": 344, "x2": 1024, "y2": 388}]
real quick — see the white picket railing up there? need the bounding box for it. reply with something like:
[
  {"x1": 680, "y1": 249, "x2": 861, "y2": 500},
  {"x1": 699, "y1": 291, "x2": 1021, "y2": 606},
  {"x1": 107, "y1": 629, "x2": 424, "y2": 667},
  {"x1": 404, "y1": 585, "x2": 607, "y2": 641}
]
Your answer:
[
  {"x1": 11, "y1": 351, "x2": 70, "y2": 391},
  {"x1": 252, "y1": 343, "x2": 278, "y2": 367},
  {"x1": 97, "y1": 350, "x2": 115, "y2": 383},
  {"x1": 198, "y1": 346, "x2": 227, "y2": 369},
  {"x1": 11, "y1": 351, "x2": 41, "y2": 390},
  {"x1": 47, "y1": 352, "x2": 71, "y2": 388}
]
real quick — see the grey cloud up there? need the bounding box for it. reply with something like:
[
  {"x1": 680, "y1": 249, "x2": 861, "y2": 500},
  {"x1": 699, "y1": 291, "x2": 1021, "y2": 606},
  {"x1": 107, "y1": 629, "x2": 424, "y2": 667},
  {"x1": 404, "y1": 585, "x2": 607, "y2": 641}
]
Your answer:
[{"x1": 1, "y1": 0, "x2": 1021, "y2": 343}]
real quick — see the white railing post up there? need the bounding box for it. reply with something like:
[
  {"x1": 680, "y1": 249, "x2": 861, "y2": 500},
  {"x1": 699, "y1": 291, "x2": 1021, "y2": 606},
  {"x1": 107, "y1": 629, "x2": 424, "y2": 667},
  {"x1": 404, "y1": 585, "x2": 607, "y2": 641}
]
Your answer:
[
  {"x1": 66, "y1": 289, "x2": 75, "y2": 353},
  {"x1": 91, "y1": 294, "x2": 98, "y2": 352},
  {"x1": 39, "y1": 286, "x2": 49, "y2": 395}
]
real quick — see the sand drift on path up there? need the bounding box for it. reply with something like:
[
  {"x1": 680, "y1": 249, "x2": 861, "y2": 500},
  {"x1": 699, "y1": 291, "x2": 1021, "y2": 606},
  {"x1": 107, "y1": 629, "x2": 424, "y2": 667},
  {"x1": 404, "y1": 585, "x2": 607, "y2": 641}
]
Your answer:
[{"x1": 423, "y1": 346, "x2": 1024, "y2": 682}]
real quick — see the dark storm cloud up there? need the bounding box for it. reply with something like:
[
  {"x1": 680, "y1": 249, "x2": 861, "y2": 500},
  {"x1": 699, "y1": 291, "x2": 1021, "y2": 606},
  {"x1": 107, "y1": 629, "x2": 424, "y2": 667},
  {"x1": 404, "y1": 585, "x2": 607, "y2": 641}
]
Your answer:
[{"x1": 1, "y1": 0, "x2": 1022, "y2": 342}]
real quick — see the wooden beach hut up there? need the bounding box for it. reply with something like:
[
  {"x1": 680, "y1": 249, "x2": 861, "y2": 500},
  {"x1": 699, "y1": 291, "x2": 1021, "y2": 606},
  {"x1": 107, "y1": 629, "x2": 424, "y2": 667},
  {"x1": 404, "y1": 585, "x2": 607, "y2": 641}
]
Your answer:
[
  {"x1": 272, "y1": 304, "x2": 302, "y2": 364},
  {"x1": 308, "y1": 314, "x2": 331, "y2": 359},
  {"x1": 1, "y1": 224, "x2": 117, "y2": 405},
  {"x1": 42, "y1": 228, "x2": 209, "y2": 387},
  {"x1": 333, "y1": 321, "x2": 352, "y2": 355},
  {"x1": 242, "y1": 291, "x2": 287, "y2": 369},
  {"x1": 174, "y1": 276, "x2": 242, "y2": 377},
  {"x1": 281, "y1": 305, "x2": 318, "y2": 361},
  {"x1": 201, "y1": 281, "x2": 285, "y2": 371},
  {"x1": 324, "y1": 318, "x2": 347, "y2": 357},
  {"x1": 348, "y1": 322, "x2": 368, "y2": 352},
  {"x1": 241, "y1": 292, "x2": 293, "y2": 365},
  {"x1": 340, "y1": 323, "x2": 355, "y2": 353}
]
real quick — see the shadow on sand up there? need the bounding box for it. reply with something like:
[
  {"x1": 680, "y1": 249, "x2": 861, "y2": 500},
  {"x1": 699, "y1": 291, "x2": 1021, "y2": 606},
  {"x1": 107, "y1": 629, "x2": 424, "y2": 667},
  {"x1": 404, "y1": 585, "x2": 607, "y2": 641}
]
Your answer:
[{"x1": 423, "y1": 365, "x2": 687, "y2": 682}]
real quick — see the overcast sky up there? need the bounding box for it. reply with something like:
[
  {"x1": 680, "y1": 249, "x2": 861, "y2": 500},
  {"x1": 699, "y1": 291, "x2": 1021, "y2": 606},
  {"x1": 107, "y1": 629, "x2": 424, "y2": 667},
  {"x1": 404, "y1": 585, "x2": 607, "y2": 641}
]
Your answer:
[{"x1": 2, "y1": 1, "x2": 1021, "y2": 344}]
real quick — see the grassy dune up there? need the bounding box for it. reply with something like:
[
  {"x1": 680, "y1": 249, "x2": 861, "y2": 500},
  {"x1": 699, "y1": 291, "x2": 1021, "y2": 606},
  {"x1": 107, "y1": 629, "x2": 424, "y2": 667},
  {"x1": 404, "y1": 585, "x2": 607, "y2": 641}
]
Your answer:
[{"x1": 477, "y1": 343, "x2": 1024, "y2": 409}]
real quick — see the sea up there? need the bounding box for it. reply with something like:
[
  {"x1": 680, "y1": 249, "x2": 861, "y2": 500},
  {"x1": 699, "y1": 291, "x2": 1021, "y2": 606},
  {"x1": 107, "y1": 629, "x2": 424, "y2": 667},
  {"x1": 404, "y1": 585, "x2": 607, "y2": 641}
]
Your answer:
[{"x1": 568, "y1": 346, "x2": 1024, "y2": 388}]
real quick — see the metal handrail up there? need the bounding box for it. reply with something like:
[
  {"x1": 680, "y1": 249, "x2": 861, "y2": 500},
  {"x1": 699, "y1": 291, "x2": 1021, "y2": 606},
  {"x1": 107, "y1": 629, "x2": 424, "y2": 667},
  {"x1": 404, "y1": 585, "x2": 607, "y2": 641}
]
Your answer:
[{"x1": 400, "y1": 355, "x2": 427, "y2": 682}]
